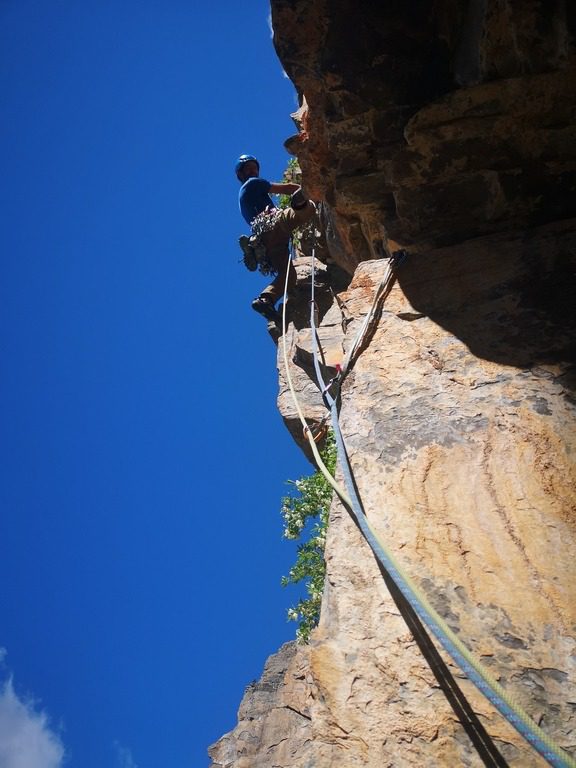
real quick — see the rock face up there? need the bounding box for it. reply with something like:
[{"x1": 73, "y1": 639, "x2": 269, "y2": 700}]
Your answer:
[
  {"x1": 208, "y1": 643, "x2": 314, "y2": 768},
  {"x1": 209, "y1": 3, "x2": 576, "y2": 766},
  {"x1": 276, "y1": 0, "x2": 576, "y2": 272}
]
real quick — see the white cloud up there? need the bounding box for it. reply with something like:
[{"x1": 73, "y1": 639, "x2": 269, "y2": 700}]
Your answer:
[
  {"x1": 0, "y1": 678, "x2": 65, "y2": 768},
  {"x1": 114, "y1": 741, "x2": 139, "y2": 768}
]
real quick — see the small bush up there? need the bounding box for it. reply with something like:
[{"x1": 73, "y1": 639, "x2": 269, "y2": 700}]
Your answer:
[
  {"x1": 277, "y1": 157, "x2": 300, "y2": 209},
  {"x1": 281, "y1": 432, "x2": 336, "y2": 643}
]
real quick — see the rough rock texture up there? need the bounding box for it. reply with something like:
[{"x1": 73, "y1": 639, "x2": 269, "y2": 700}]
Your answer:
[
  {"x1": 208, "y1": 643, "x2": 313, "y2": 768},
  {"x1": 210, "y1": 2, "x2": 576, "y2": 766},
  {"x1": 276, "y1": 0, "x2": 576, "y2": 273}
]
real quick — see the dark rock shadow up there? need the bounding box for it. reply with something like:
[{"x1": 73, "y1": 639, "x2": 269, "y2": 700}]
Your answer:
[
  {"x1": 395, "y1": 220, "x2": 576, "y2": 392},
  {"x1": 380, "y1": 562, "x2": 512, "y2": 768}
]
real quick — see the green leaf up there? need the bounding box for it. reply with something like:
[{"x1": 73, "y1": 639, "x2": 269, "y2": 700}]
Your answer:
[{"x1": 281, "y1": 432, "x2": 336, "y2": 643}]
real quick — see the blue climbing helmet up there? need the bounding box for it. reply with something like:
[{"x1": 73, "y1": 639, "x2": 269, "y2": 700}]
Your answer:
[{"x1": 235, "y1": 153, "x2": 259, "y2": 181}]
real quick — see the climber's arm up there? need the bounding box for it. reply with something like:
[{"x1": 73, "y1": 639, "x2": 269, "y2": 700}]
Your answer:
[{"x1": 269, "y1": 182, "x2": 300, "y2": 195}]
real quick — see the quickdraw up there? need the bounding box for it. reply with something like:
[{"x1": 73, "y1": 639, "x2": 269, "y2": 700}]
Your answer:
[{"x1": 303, "y1": 420, "x2": 329, "y2": 444}]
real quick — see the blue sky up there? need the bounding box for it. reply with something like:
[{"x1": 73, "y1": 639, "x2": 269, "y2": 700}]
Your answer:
[{"x1": 0, "y1": 2, "x2": 313, "y2": 766}]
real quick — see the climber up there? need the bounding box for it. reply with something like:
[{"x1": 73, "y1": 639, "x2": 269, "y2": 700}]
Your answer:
[{"x1": 235, "y1": 153, "x2": 316, "y2": 321}]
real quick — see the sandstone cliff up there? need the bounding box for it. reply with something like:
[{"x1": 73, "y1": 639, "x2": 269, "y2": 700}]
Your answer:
[{"x1": 209, "y1": 3, "x2": 576, "y2": 766}]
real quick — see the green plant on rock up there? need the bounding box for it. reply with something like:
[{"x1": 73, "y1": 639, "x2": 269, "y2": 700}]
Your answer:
[
  {"x1": 277, "y1": 157, "x2": 301, "y2": 210},
  {"x1": 281, "y1": 431, "x2": 336, "y2": 643}
]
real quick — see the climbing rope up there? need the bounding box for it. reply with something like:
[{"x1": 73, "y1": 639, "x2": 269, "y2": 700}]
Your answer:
[
  {"x1": 279, "y1": 243, "x2": 575, "y2": 768},
  {"x1": 339, "y1": 253, "x2": 400, "y2": 377}
]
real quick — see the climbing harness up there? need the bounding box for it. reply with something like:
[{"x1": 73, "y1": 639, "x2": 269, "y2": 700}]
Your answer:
[
  {"x1": 250, "y1": 209, "x2": 282, "y2": 239},
  {"x1": 279, "y1": 244, "x2": 575, "y2": 768}
]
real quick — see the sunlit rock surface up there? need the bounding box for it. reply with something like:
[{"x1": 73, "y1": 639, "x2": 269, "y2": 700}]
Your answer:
[{"x1": 209, "y1": 2, "x2": 576, "y2": 766}]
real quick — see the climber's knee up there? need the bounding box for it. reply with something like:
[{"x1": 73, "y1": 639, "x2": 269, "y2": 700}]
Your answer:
[{"x1": 290, "y1": 189, "x2": 307, "y2": 211}]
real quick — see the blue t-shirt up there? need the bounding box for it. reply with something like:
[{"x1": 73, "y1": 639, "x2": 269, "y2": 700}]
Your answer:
[{"x1": 239, "y1": 177, "x2": 275, "y2": 226}]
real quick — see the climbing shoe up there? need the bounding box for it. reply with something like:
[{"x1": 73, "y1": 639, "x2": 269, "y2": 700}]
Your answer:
[
  {"x1": 251, "y1": 297, "x2": 280, "y2": 322},
  {"x1": 239, "y1": 235, "x2": 258, "y2": 272}
]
